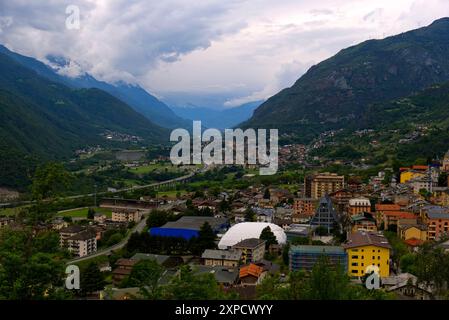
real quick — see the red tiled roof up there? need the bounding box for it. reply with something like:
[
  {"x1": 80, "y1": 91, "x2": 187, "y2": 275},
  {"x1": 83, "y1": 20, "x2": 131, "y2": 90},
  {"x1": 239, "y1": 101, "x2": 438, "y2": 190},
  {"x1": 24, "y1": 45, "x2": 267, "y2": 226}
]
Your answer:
[
  {"x1": 383, "y1": 211, "x2": 415, "y2": 219},
  {"x1": 411, "y1": 165, "x2": 428, "y2": 171},
  {"x1": 376, "y1": 204, "x2": 401, "y2": 211},
  {"x1": 239, "y1": 264, "x2": 264, "y2": 279},
  {"x1": 405, "y1": 238, "x2": 424, "y2": 247}
]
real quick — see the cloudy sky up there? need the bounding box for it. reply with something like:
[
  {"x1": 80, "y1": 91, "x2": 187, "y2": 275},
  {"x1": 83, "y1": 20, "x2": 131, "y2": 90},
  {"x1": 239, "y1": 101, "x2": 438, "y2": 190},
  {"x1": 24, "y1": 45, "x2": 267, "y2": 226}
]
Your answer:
[{"x1": 1, "y1": 0, "x2": 449, "y2": 109}]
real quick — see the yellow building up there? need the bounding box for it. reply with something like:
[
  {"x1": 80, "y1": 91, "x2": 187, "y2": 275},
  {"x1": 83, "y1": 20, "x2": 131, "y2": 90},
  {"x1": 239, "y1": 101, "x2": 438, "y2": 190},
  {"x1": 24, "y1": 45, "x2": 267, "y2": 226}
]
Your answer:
[
  {"x1": 398, "y1": 221, "x2": 428, "y2": 242},
  {"x1": 343, "y1": 232, "x2": 391, "y2": 278},
  {"x1": 400, "y1": 171, "x2": 426, "y2": 184}
]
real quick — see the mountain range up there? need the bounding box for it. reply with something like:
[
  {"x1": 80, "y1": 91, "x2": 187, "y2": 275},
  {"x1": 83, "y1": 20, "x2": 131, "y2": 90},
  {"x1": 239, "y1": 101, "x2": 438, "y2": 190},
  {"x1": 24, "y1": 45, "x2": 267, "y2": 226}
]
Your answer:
[
  {"x1": 171, "y1": 100, "x2": 262, "y2": 129},
  {"x1": 0, "y1": 45, "x2": 188, "y2": 129},
  {"x1": 242, "y1": 17, "x2": 449, "y2": 143},
  {"x1": 0, "y1": 48, "x2": 169, "y2": 189}
]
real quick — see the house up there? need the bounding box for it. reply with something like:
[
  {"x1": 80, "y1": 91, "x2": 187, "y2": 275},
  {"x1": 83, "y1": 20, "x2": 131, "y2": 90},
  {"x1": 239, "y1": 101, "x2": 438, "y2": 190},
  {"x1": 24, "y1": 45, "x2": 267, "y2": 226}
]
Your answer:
[
  {"x1": 343, "y1": 231, "x2": 391, "y2": 278},
  {"x1": 130, "y1": 253, "x2": 183, "y2": 268},
  {"x1": 329, "y1": 189, "x2": 354, "y2": 214},
  {"x1": 375, "y1": 203, "x2": 402, "y2": 226},
  {"x1": 253, "y1": 207, "x2": 274, "y2": 223},
  {"x1": 293, "y1": 198, "x2": 316, "y2": 216},
  {"x1": 289, "y1": 245, "x2": 347, "y2": 272},
  {"x1": 351, "y1": 212, "x2": 377, "y2": 233},
  {"x1": 94, "y1": 213, "x2": 108, "y2": 223},
  {"x1": 383, "y1": 273, "x2": 433, "y2": 300},
  {"x1": 382, "y1": 211, "x2": 416, "y2": 229},
  {"x1": 232, "y1": 238, "x2": 266, "y2": 264},
  {"x1": 239, "y1": 263, "x2": 266, "y2": 285},
  {"x1": 397, "y1": 220, "x2": 427, "y2": 242},
  {"x1": 400, "y1": 166, "x2": 428, "y2": 184},
  {"x1": 65, "y1": 228, "x2": 97, "y2": 257},
  {"x1": 201, "y1": 249, "x2": 242, "y2": 267},
  {"x1": 111, "y1": 208, "x2": 142, "y2": 223},
  {"x1": 348, "y1": 198, "x2": 371, "y2": 216},
  {"x1": 51, "y1": 217, "x2": 68, "y2": 230},
  {"x1": 192, "y1": 265, "x2": 239, "y2": 287},
  {"x1": 112, "y1": 259, "x2": 138, "y2": 286},
  {"x1": 421, "y1": 206, "x2": 449, "y2": 240},
  {"x1": 0, "y1": 216, "x2": 14, "y2": 228}
]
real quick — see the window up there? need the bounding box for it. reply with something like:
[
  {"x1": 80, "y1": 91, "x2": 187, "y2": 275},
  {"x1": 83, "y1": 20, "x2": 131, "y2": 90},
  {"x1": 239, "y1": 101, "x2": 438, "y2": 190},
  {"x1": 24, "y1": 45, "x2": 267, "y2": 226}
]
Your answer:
[
  {"x1": 351, "y1": 263, "x2": 358, "y2": 267},
  {"x1": 352, "y1": 255, "x2": 358, "y2": 259},
  {"x1": 372, "y1": 256, "x2": 375, "y2": 260},
  {"x1": 351, "y1": 270, "x2": 358, "y2": 274}
]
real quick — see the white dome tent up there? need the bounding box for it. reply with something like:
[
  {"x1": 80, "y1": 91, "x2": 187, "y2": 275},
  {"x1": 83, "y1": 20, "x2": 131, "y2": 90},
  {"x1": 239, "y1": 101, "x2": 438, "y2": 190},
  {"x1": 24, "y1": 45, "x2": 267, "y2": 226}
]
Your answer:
[{"x1": 218, "y1": 222, "x2": 287, "y2": 249}]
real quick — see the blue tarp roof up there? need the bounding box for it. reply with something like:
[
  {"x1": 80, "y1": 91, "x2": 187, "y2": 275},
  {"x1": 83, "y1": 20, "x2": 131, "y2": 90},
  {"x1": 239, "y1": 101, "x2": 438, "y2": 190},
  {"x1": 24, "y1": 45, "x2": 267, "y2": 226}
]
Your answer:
[{"x1": 149, "y1": 227, "x2": 199, "y2": 240}]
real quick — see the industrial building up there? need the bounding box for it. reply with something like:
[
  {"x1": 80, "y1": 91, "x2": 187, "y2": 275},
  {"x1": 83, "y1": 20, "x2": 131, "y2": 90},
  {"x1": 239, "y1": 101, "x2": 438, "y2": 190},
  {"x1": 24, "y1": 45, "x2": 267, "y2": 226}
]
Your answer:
[
  {"x1": 289, "y1": 245, "x2": 347, "y2": 272},
  {"x1": 149, "y1": 216, "x2": 229, "y2": 240}
]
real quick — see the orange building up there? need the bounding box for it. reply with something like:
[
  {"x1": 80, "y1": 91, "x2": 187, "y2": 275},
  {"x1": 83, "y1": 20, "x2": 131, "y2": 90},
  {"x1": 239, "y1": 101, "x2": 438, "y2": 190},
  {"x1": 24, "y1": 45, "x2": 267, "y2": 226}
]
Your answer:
[
  {"x1": 293, "y1": 198, "x2": 316, "y2": 216},
  {"x1": 348, "y1": 198, "x2": 371, "y2": 216},
  {"x1": 421, "y1": 207, "x2": 449, "y2": 241},
  {"x1": 383, "y1": 211, "x2": 416, "y2": 229},
  {"x1": 375, "y1": 203, "x2": 402, "y2": 226},
  {"x1": 239, "y1": 264, "x2": 265, "y2": 284}
]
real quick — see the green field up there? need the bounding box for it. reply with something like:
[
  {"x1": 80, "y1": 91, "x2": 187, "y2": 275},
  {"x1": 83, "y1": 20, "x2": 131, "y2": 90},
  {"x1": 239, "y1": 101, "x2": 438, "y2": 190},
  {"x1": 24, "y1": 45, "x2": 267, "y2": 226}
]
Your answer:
[
  {"x1": 130, "y1": 163, "x2": 180, "y2": 174},
  {"x1": 0, "y1": 205, "x2": 30, "y2": 216},
  {"x1": 57, "y1": 207, "x2": 112, "y2": 218}
]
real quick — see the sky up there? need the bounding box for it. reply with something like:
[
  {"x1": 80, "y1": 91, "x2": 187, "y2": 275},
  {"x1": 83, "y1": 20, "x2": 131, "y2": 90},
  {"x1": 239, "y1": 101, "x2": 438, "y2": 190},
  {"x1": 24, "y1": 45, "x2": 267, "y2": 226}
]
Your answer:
[{"x1": 1, "y1": 0, "x2": 449, "y2": 109}]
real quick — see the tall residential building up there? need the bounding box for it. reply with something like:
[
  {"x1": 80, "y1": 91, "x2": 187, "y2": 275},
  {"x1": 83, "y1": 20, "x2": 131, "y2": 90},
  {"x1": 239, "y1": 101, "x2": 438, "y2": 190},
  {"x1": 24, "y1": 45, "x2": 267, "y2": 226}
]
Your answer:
[
  {"x1": 232, "y1": 238, "x2": 266, "y2": 264},
  {"x1": 305, "y1": 172, "x2": 345, "y2": 199},
  {"x1": 343, "y1": 231, "x2": 391, "y2": 278},
  {"x1": 310, "y1": 195, "x2": 339, "y2": 233},
  {"x1": 293, "y1": 198, "x2": 316, "y2": 216},
  {"x1": 348, "y1": 197, "x2": 371, "y2": 216}
]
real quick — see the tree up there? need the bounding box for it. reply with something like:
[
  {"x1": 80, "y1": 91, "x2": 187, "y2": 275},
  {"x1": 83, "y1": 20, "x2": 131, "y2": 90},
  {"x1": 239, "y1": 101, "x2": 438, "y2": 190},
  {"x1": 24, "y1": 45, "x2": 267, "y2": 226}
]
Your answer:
[
  {"x1": 31, "y1": 162, "x2": 72, "y2": 200},
  {"x1": 219, "y1": 200, "x2": 231, "y2": 213},
  {"x1": 263, "y1": 188, "x2": 271, "y2": 200},
  {"x1": 87, "y1": 207, "x2": 96, "y2": 220},
  {"x1": 244, "y1": 208, "x2": 256, "y2": 222},
  {"x1": 193, "y1": 222, "x2": 216, "y2": 255},
  {"x1": 80, "y1": 262, "x2": 106, "y2": 296},
  {"x1": 146, "y1": 210, "x2": 168, "y2": 228},
  {"x1": 0, "y1": 228, "x2": 67, "y2": 299},
  {"x1": 163, "y1": 265, "x2": 227, "y2": 300},
  {"x1": 260, "y1": 226, "x2": 278, "y2": 249},
  {"x1": 123, "y1": 260, "x2": 164, "y2": 299}
]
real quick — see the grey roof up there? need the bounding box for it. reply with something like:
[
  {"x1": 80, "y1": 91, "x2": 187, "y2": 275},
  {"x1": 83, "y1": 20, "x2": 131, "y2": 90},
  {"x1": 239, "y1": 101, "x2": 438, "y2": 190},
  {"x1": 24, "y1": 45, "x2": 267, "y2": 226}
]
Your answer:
[
  {"x1": 201, "y1": 249, "x2": 242, "y2": 261},
  {"x1": 290, "y1": 245, "x2": 345, "y2": 255},
  {"x1": 60, "y1": 225, "x2": 85, "y2": 234},
  {"x1": 161, "y1": 216, "x2": 228, "y2": 231},
  {"x1": 232, "y1": 238, "x2": 265, "y2": 249},
  {"x1": 131, "y1": 253, "x2": 170, "y2": 265},
  {"x1": 68, "y1": 229, "x2": 96, "y2": 241},
  {"x1": 192, "y1": 265, "x2": 239, "y2": 284}
]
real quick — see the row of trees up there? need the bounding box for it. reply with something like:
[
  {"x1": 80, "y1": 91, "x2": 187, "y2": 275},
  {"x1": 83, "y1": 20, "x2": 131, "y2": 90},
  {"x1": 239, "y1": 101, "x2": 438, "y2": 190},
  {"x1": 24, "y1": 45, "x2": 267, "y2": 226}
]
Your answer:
[
  {"x1": 256, "y1": 256, "x2": 395, "y2": 300},
  {"x1": 120, "y1": 262, "x2": 236, "y2": 300}
]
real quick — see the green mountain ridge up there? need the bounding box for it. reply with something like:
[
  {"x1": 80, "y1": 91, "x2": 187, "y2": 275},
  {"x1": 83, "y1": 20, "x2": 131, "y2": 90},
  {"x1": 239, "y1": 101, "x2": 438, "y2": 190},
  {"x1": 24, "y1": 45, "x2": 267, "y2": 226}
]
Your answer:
[
  {"x1": 242, "y1": 17, "x2": 449, "y2": 143},
  {"x1": 0, "y1": 51, "x2": 168, "y2": 189}
]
